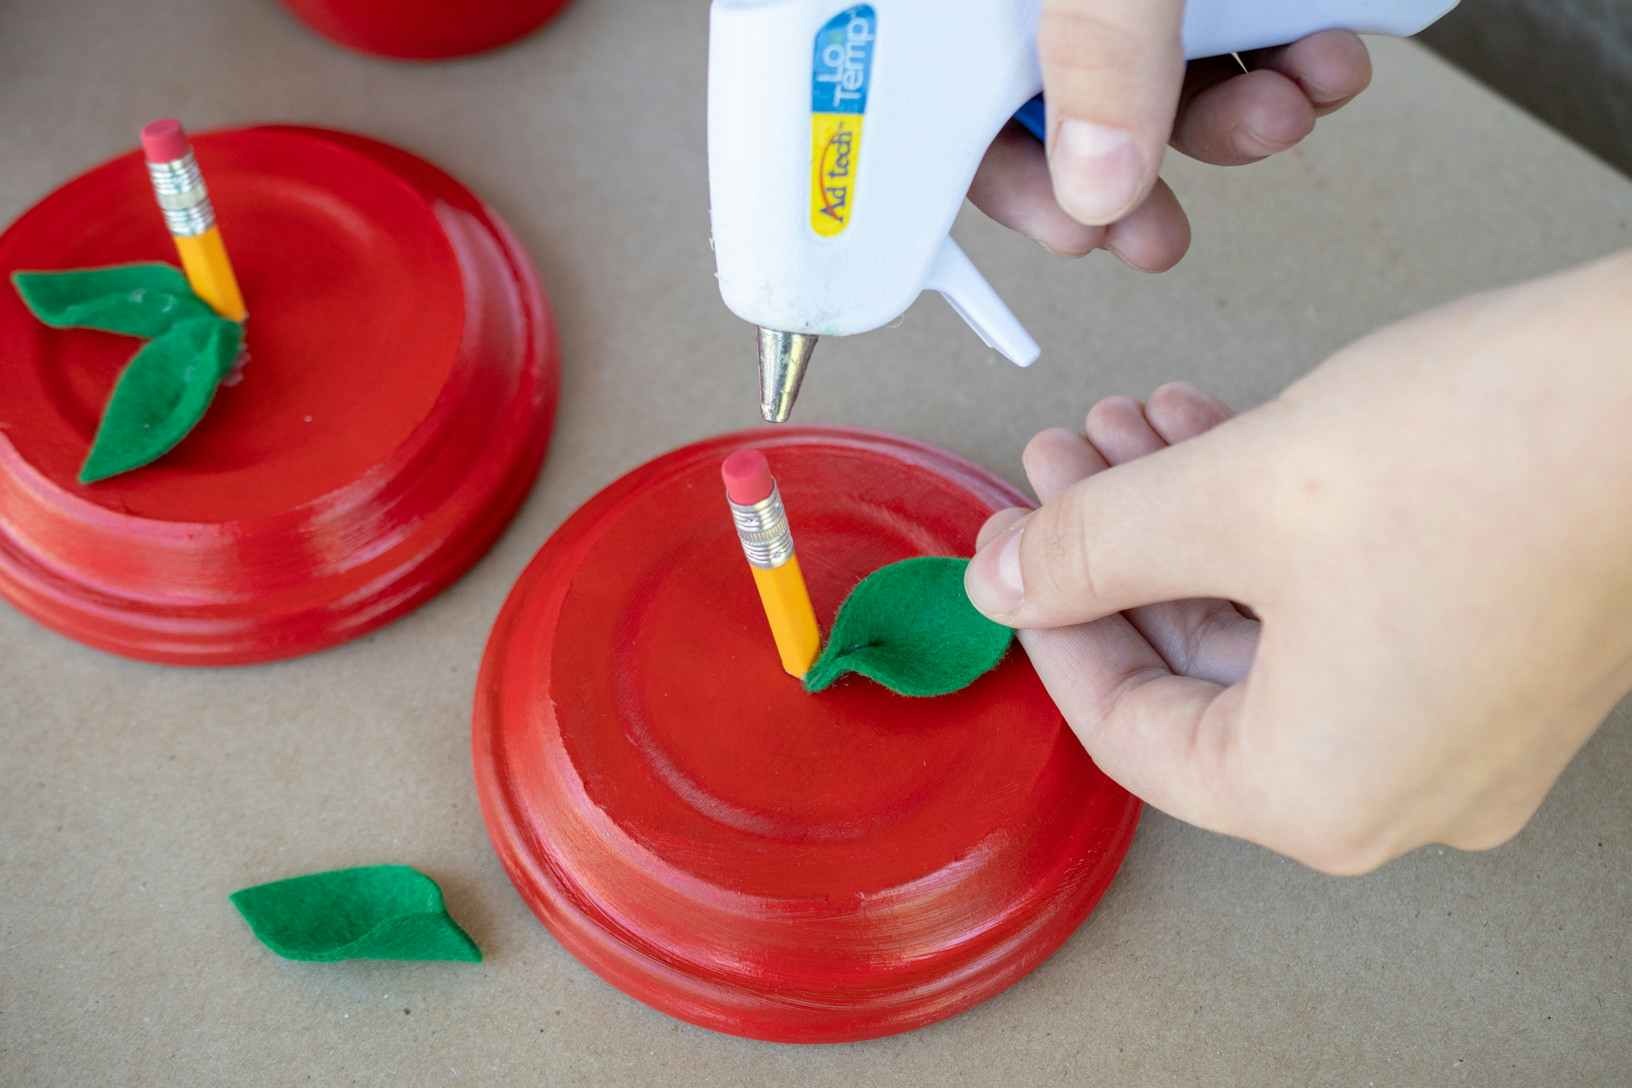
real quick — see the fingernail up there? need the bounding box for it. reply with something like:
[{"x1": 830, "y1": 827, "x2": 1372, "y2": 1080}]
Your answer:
[
  {"x1": 1051, "y1": 120, "x2": 1143, "y2": 225},
  {"x1": 968, "y1": 517, "x2": 1027, "y2": 614},
  {"x1": 976, "y1": 506, "x2": 1029, "y2": 550},
  {"x1": 1244, "y1": 117, "x2": 1309, "y2": 155},
  {"x1": 1102, "y1": 241, "x2": 1135, "y2": 269},
  {"x1": 997, "y1": 529, "x2": 1024, "y2": 600},
  {"x1": 1037, "y1": 237, "x2": 1098, "y2": 260}
]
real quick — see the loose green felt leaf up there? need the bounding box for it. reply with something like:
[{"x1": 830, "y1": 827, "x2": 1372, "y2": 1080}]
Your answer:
[
  {"x1": 79, "y1": 316, "x2": 242, "y2": 484},
  {"x1": 229, "y1": 866, "x2": 481, "y2": 963},
  {"x1": 11, "y1": 263, "x2": 215, "y2": 338},
  {"x1": 804, "y1": 557, "x2": 1015, "y2": 697}
]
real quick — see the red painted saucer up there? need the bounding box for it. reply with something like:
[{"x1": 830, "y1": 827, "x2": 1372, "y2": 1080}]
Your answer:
[
  {"x1": 473, "y1": 428, "x2": 1140, "y2": 1043},
  {"x1": 281, "y1": 0, "x2": 574, "y2": 59},
  {"x1": 0, "y1": 126, "x2": 558, "y2": 665}
]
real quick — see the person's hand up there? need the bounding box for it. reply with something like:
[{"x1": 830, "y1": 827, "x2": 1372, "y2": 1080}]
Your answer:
[
  {"x1": 968, "y1": 0, "x2": 1373, "y2": 271},
  {"x1": 964, "y1": 251, "x2": 1632, "y2": 873}
]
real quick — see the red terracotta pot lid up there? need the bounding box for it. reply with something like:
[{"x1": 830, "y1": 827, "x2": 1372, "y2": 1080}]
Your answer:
[
  {"x1": 0, "y1": 126, "x2": 558, "y2": 665},
  {"x1": 281, "y1": 0, "x2": 574, "y2": 59},
  {"x1": 473, "y1": 428, "x2": 1140, "y2": 1043}
]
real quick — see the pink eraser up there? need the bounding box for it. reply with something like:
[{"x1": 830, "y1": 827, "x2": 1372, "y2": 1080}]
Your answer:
[
  {"x1": 722, "y1": 449, "x2": 774, "y2": 505},
  {"x1": 140, "y1": 119, "x2": 191, "y2": 163}
]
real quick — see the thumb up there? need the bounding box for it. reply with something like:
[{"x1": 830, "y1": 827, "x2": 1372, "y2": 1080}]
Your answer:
[
  {"x1": 1040, "y1": 0, "x2": 1186, "y2": 226},
  {"x1": 966, "y1": 426, "x2": 1257, "y2": 628}
]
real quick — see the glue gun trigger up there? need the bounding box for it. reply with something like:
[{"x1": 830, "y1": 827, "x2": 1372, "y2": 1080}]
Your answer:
[{"x1": 925, "y1": 238, "x2": 1040, "y2": 369}]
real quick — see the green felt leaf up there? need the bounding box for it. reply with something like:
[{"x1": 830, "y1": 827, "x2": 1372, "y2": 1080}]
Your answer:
[
  {"x1": 79, "y1": 316, "x2": 242, "y2": 484},
  {"x1": 229, "y1": 866, "x2": 481, "y2": 963},
  {"x1": 11, "y1": 263, "x2": 215, "y2": 339},
  {"x1": 804, "y1": 557, "x2": 1016, "y2": 697}
]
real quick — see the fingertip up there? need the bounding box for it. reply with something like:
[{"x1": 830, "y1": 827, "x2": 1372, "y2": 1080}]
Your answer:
[
  {"x1": 1050, "y1": 120, "x2": 1156, "y2": 227},
  {"x1": 1103, "y1": 181, "x2": 1191, "y2": 272},
  {"x1": 966, "y1": 513, "x2": 1028, "y2": 619},
  {"x1": 1242, "y1": 73, "x2": 1316, "y2": 151},
  {"x1": 1256, "y1": 31, "x2": 1373, "y2": 114},
  {"x1": 1022, "y1": 427, "x2": 1083, "y2": 479},
  {"x1": 1147, "y1": 382, "x2": 1233, "y2": 438},
  {"x1": 1112, "y1": 236, "x2": 1188, "y2": 274},
  {"x1": 1171, "y1": 68, "x2": 1315, "y2": 166},
  {"x1": 1086, "y1": 395, "x2": 1164, "y2": 465},
  {"x1": 1037, "y1": 231, "x2": 1102, "y2": 260},
  {"x1": 1085, "y1": 395, "x2": 1144, "y2": 434},
  {"x1": 1024, "y1": 427, "x2": 1108, "y2": 503},
  {"x1": 1299, "y1": 30, "x2": 1373, "y2": 107},
  {"x1": 1028, "y1": 426, "x2": 1084, "y2": 451},
  {"x1": 1149, "y1": 380, "x2": 1205, "y2": 404}
]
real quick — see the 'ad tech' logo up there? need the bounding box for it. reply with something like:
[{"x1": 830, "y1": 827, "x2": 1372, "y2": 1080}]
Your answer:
[{"x1": 810, "y1": 5, "x2": 877, "y2": 238}]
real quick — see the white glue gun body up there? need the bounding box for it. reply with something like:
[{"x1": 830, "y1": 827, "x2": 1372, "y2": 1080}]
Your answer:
[{"x1": 708, "y1": 0, "x2": 1461, "y2": 421}]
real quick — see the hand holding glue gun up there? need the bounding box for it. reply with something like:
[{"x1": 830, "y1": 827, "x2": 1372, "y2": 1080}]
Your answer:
[
  {"x1": 975, "y1": 0, "x2": 1398, "y2": 270},
  {"x1": 709, "y1": 0, "x2": 1458, "y2": 421}
]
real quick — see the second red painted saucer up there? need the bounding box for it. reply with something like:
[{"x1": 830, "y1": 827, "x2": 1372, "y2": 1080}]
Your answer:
[
  {"x1": 473, "y1": 428, "x2": 1140, "y2": 1043},
  {"x1": 281, "y1": 0, "x2": 574, "y2": 59},
  {"x1": 0, "y1": 126, "x2": 559, "y2": 664}
]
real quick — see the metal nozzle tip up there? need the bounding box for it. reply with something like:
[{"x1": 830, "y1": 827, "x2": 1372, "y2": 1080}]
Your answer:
[{"x1": 757, "y1": 329, "x2": 817, "y2": 424}]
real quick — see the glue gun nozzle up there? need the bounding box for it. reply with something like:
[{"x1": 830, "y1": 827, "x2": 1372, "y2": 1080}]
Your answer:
[{"x1": 757, "y1": 328, "x2": 817, "y2": 424}]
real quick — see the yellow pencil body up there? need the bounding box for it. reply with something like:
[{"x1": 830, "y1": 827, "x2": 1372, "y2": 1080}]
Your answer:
[
  {"x1": 142, "y1": 120, "x2": 247, "y2": 323},
  {"x1": 172, "y1": 227, "x2": 247, "y2": 321},
  {"x1": 751, "y1": 555, "x2": 822, "y2": 679}
]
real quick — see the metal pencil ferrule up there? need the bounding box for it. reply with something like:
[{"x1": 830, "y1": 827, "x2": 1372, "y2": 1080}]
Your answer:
[
  {"x1": 146, "y1": 153, "x2": 216, "y2": 237},
  {"x1": 729, "y1": 486, "x2": 796, "y2": 569}
]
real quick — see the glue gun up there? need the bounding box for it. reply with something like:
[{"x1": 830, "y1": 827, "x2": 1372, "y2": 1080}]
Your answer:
[{"x1": 708, "y1": 0, "x2": 1461, "y2": 422}]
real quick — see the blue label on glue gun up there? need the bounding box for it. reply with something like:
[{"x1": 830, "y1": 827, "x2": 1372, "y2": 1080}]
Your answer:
[{"x1": 810, "y1": 4, "x2": 876, "y2": 238}]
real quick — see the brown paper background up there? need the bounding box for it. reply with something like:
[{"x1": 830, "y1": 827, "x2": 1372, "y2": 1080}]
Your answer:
[{"x1": 2, "y1": 3, "x2": 1629, "y2": 1085}]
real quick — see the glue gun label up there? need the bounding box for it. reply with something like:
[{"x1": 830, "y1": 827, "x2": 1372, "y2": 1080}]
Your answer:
[{"x1": 809, "y1": 4, "x2": 876, "y2": 239}]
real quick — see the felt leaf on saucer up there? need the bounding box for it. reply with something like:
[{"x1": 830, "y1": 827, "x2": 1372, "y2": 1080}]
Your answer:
[
  {"x1": 79, "y1": 315, "x2": 242, "y2": 484},
  {"x1": 11, "y1": 263, "x2": 216, "y2": 339},
  {"x1": 804, "y1": 556, "x2": 1015, "y2": 697},
  {"x1": 229, "y1": 865, "x2": 481, "y2": 963}
]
